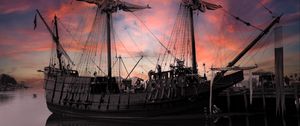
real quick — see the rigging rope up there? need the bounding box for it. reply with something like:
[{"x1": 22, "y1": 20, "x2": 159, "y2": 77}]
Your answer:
[
  {"x1": 76, "y1": 7, "x2": 108, "y2": 75},
  {"x1": 221, "y1": 9, "x2": 263, "y2": 31},
  {"x1": 125, "y1": 28, "x2": 143, "y2": 53},
  {"x1": 131, "y1": 12, "x2": 173, "y2": 56},
  {"x1": 113, "y1": 26, "x2": 149, "y2": 76},
  {"x1": 159, "y1": 4, "x2": 193, "y2": 71},
  {"x1": 256, "y1": 0, "x2": 274, "y2": 17},
  {"x1": 124, "y1": 28, "x2": 156, "y2": 66},
  {"x1": 239, "y1": 29, "x2": 275, "y2": 66},
  {"x1": 111, "y1": 19, "x2": 118, "y2": 58},
  {"x1": 121, "y1": 58, "x2": 130, "y2": 75}
]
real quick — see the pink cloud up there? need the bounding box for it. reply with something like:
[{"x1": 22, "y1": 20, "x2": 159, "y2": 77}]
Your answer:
[
  {"x1": 281, "y1": 11, "x2": 300, "y2": 26},
  {"x1": 0, "y1": 1, "x2": 31, "y2": 14}
]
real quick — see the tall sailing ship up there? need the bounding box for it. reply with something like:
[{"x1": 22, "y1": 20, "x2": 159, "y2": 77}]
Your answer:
[{"x1": 37, "y1": 0, "x2": 281, "y2": 118}]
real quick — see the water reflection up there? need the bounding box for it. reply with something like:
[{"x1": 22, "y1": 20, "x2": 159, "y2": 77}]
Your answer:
[
  {"x1": 0, "y1": 93, "x2": 14, "y2": 105},
  {"x1": 0, "y1": 89, "x2": 51, "y2": 126},
  {"x1": 217, "y1": 114, "x2": 299, "y2": 126},
  {"x1": 0, "y1": 89, "x2": 298, "y2": 126},
  {"x1": 46, "y1": 113, "x2": 300, "y2": 126},
  {"x1": 46, "y1": 114, "x2": 210, "y2": 126}
]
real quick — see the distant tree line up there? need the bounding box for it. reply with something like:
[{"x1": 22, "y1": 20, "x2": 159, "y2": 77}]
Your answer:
[{"x1": 0, "y1": 74, "x2": 17, "y2": 86}]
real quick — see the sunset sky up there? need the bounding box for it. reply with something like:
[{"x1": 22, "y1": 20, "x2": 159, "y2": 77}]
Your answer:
[{"x1": 0, "y1": 0, "x2": 299, "y2": 87}]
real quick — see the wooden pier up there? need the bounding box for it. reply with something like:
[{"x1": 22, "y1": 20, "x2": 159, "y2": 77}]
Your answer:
[{"x1": 216, "y1": 81, "x2": 300, "y2": 115}]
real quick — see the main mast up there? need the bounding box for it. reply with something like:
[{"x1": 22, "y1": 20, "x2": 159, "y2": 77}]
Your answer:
[
  {"x1": 106, "y1": 11, "x2": 112, "y2": 79},
  {"x1": 189, "y1": 7, "x2": 197, "y2": 74},
  {"x1": 77, "y1": 0, "x2": 150, "y2": 78}
]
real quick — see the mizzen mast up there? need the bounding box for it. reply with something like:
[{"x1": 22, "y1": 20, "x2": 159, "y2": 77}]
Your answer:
[{"x1": 182, "y1": 0, "x2": 222, "y2": 74}]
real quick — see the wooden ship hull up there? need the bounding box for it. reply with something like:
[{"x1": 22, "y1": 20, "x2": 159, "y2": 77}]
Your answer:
[{"x1": 44, "y1": 67, "x2": 243, "y2": 118}]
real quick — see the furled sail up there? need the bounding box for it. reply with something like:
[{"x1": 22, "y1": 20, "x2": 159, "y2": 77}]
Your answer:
[
  {"x1": 77, "y1": 0, "x2": 105, "y2": 5},
  {"x1": 183, "y1": 0, "x2": 222, "y2": 12},
  {"x1": 77, "y1": 0, "x2": 150, "y2": 12},
  {"x1": 200, "y1": 1, "x2": 222, "y2": 11},
  {"x1": 119, "y1": 1, "x2": 151, "y2": 12}
]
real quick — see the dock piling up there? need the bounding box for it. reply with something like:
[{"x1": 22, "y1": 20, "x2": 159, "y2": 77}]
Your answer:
[
  {"x1": 243, "y1": 92, "x2": 248, "y2": 112},
  {"x1": 226, "y1": 90, "x2": 231, "y2": 112},
  {"x1": 262, "y1": 81, "x2": 266, "y2": 111},
  {"x1": 295, "y1": 84, "x2": 299, "y2": 113}
]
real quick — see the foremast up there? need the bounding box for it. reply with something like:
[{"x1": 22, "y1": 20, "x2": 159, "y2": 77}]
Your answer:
[{"x1": 35, "y1": 10, "x2": 74, "y2": 70}]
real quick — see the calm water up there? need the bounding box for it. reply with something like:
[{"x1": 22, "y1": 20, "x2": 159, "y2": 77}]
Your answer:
[
  {"x1": 0, "y1": 89, "x2": 299, "y2": 126},
  {"x1": 0, "y1": 88, "x2": 51, "y2": 126}
]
